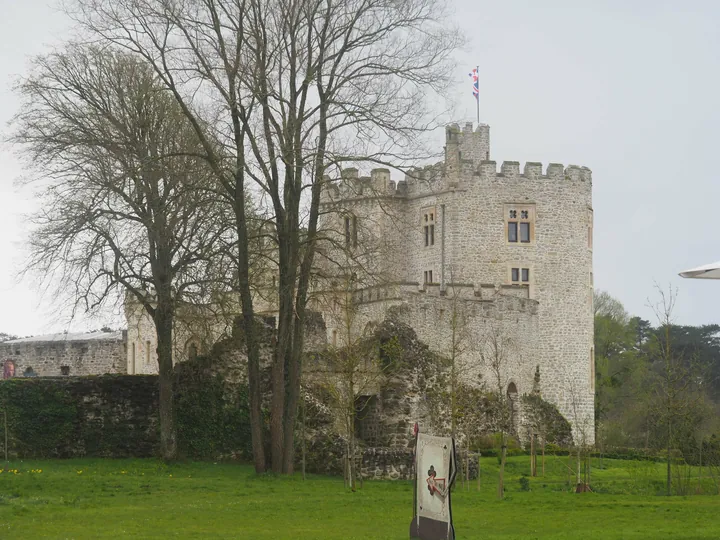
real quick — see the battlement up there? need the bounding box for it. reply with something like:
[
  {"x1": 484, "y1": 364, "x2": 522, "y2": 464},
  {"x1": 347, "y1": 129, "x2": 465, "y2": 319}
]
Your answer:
[
  {"x1": 349, "y1": 281, "x2": 538, "y2": 315},
  {"x1": 478, "y1": 161, "x2": 592, "y2": 183},
  {"x1": 320, "y1": 160, "x2": 592, "y2": 204},
  {"x1": 319, "y1": 122, "x2": 591, "y2": 205}
]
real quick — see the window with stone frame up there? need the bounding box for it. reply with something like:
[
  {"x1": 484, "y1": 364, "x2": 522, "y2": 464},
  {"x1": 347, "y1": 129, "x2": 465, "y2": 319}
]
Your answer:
[
  {"x1": 146, "y1": 340, "x2": 152, "y2": 364},
  {"x1": 509, "y1": 266, "x2": 531, "y2": 285},
  {"x1": 423, "y1": 270, "x2": 434, "y2": 284},
  {"x1": 505, "y1": 204, "x2": 535, "y2": 244},
  {"x1": 422, "y1": 207, "x2": 436, "y2": 247}
]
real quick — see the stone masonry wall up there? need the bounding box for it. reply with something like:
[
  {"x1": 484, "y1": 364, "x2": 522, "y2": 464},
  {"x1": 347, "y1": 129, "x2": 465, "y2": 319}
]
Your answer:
[{"x1": 0, "y1": 333, "x2": 126, "y2": 377}]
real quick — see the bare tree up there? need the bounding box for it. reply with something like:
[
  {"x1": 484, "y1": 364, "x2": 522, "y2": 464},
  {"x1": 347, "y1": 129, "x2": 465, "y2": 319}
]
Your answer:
[
  {"x1": 480, "y1": 326, "x2": 516, "y2": 500},
  {"x1": 567, "y1": 380, "x2": 593, "y2": 491},
  {"x1": 10, "y1": 46, "x2": 225, "y2": 459},
  {"x1": 647, "y1": 284, "x2": 706, "y2": 496},
  {"x1": 68, "y1": 0, "x2": 461, "y2": 473},
  {"x1": 312, "y1": 266, "x2": 402, "y2": 490},
  {"x1": 443, "y1": 269, "x2": 475, "y2": 440}
]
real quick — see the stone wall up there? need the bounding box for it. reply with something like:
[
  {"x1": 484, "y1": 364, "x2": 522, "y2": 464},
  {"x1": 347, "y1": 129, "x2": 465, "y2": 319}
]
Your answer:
[
  {"x1": 0, "y1": 332, "x2": 126, "y2": 377},
  {"x1": 124, "y1": 295, "x2": 234, "y2": 374}
]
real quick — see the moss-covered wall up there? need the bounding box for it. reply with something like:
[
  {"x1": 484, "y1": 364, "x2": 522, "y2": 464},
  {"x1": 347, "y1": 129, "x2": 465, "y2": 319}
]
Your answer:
[
  {"x1": 0, "y1": 375, "x2": 159, "y2": 458},
  {"x1": 0, "y1": 368, "x2": 252, "y2": 460}
]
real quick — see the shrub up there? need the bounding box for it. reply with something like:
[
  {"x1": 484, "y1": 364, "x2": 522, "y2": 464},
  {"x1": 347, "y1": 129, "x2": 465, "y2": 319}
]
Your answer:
[{"x1": 519, "y1": 475, "x2": 530, "y2": 491}]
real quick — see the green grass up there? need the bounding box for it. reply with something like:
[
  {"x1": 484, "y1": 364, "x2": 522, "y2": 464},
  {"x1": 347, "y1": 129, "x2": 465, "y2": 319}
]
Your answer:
[{"x1": 0, "y1": 455, "x2": 719, "y2": 539}]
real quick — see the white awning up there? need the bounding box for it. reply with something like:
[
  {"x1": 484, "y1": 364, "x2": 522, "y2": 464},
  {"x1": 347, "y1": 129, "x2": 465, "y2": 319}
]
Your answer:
[{"x1": 679, "y1": 260, "x2": 720, "y2": 279}]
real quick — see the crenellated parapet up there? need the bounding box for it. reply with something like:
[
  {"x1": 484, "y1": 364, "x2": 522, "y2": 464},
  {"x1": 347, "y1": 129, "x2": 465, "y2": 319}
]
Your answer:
[
  {"x1": 477, "y1": 160, "x2": 592, "y2": 183},
  {"x1": 320, "y1": 166, "x2": 406, "y2": 205},
  {"x1": 319, "y1": 122, "x2": 592, "y2": 211},
  {"x1": 348, "y1": 280, "x2": 538, "y2": 316},
  {"x1": 320, "y1": 157, "x2": 592, "y2": 205}
]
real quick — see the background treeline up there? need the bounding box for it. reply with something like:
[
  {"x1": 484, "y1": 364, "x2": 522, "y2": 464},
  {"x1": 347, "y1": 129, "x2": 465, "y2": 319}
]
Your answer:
[{"x1": 594, "y1": 289, "x2": 720, "y2": 466}]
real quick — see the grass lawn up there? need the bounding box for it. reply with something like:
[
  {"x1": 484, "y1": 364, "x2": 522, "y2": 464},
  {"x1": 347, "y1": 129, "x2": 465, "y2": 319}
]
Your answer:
[{"x1": 0, "y1": 455, "x2": 719, "y2": 539}]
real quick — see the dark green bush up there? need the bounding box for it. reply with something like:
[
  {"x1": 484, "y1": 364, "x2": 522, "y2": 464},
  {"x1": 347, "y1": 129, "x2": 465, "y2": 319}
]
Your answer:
[
  {"x1": 0, "y1": 378, "x2": 77, "y2": 457},
  {"x1": 174, "y1": 356, "x2": 253, "y2": 460}
]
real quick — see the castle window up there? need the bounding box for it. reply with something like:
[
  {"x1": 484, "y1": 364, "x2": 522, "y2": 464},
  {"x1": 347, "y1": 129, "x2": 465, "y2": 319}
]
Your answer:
[
  {"x1": 424, "y1": 270, "x2": 433, "y2": 284},
  {"x1": 505, "y1": 204, "x2": 535, "y2": 244},
  {"x1": 146, "y1": 340, "x2": 151, "y2": 364},
  {"x1": 510, "y1": 267, "x2": 530, "y2": 285},
  {"x1": 60, "y1": 366, "x2": 70, "y2": 376},
  {"x1": 422, "y1": 208, "x2": 436, "y2": 247},
  {"x1": 344, "y1": 215, "x2": 358, "y2": 249}
]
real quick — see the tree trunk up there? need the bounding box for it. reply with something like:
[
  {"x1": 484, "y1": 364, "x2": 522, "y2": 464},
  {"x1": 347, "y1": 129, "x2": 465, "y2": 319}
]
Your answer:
[
  {"x1": 234, "y1": 199, "x2": 266, "y2": 474},
  {"x1": 154, "y1": 302, "x2": 176, "y2": 461},
  {"x1": 301, "y1": 391, "x2": 306, "y2": 481},
  {"x1": 698, "y1": 441, "x2": 702, "y2": 491},
  {"x1": 667, "y1": 420, "x2": 672, "y2": 496},
  {"x1": 576, "y1": 445, "x2": 582, "y2": 486},
  {"x1": 349, "y1": 430, "x2": 356, "y2": 492},
  {"x1": 498, "y1": 433, "x2": 506, "y2": 500},
  {"x1": 281, "y1": 142, "x2": 324, "y2": 475},
  {"x1": 271, "y1": 247, "x2": 292, "y2": 473},
  {"x1": 531, "y1": 434, "x2": 537, "y2": 477}
]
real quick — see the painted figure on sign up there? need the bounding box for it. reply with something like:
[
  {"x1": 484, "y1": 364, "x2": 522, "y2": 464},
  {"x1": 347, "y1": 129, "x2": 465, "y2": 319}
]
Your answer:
[{"x1": 426, "y1": 466, "x2": 446, "y2": 497}]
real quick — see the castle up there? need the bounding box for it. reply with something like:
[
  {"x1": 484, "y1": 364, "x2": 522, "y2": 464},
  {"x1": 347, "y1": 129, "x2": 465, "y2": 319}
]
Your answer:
[
  {"x1": 1, "y1": 121, "x2": 594, "y2": 443},
  {"x1": 316, "y1": 122, "x2": 594, "y2": 443}
]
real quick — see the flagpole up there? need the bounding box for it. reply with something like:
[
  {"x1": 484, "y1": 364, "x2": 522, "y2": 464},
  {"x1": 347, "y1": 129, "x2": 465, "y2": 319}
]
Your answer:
[{"x1": 476, "y1": 64, "x2": 480, "y2": 125}]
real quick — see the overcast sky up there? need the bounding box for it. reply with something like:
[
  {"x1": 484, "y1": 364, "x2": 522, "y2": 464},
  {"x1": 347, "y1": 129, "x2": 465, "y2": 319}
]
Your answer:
[{"x1": 1, "y1": 0, "x2": 719, "y2": 336}]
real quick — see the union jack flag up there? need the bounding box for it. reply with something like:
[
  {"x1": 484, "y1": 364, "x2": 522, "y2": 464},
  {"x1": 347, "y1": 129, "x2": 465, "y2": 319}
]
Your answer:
[{"x1": 469, "y1": 67, "x2": 479, "y2": 102}]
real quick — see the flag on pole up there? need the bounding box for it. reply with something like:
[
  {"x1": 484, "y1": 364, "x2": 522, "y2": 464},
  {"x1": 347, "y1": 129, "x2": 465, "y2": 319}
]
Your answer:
[{"x1": 469, "y1": 68, "x2": 479, "y2": 102}]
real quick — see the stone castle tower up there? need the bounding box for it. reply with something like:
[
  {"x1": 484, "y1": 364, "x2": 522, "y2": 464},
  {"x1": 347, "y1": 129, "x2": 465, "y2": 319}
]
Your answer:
[{"x1": 318, "y1": 122, "x2": 595, "y2": 443}]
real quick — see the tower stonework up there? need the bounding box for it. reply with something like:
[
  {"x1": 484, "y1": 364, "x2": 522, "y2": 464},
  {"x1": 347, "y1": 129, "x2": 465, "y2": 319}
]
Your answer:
[{"x1": 318, "y1": 122, "x2": 595, "y2": 444}]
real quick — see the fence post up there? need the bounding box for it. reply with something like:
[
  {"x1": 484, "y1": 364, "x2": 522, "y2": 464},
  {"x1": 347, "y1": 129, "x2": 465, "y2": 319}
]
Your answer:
[{"x1": 477, "y1": 453, "x2": 481, "y2": 491}]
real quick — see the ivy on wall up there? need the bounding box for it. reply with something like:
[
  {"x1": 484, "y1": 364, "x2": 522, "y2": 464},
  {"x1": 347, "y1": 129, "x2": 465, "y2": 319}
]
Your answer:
[
  {"x1": 174, "y1": 355, "x2": 253, "y2": 460},
  {"x1": 0, "y1": 361, "x2": 253, "y2": 460}
]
